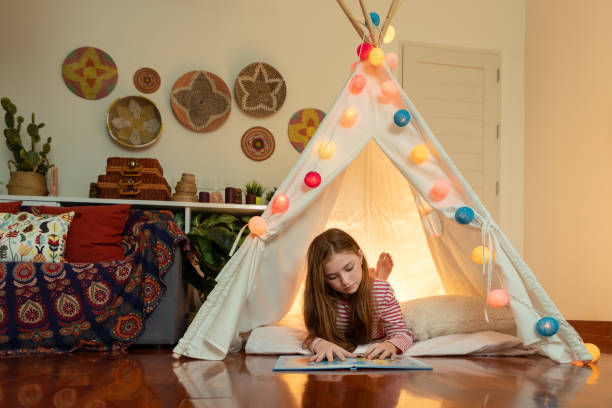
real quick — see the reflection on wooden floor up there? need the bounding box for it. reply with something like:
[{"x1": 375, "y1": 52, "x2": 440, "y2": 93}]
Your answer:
[{"x1": 0, "y1": 350, "x2": 610, "y2": 407}]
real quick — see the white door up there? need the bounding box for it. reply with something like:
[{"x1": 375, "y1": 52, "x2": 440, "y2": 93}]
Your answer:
[{"x1": 402, "y1": 42, "x2": 500, "y2": 220}]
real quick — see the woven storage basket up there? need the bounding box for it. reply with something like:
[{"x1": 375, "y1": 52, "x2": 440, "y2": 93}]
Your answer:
[
  {"x1": 106, "y1": 157, "x2": 164, "y2": 177},
  {"x1": 96, "y1": 173, "x2": 170, "y2": 201}
]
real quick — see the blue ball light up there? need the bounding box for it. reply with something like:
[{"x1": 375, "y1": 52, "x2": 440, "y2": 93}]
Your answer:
[
  {"x1": 369, "y1": 12, "x2": 381, "y2": 26},
  {"x1": 536, "y1": 317, "x2": 559, "y2": 337},
  {"x1": 455, "y1": 206, "x2": 475, "y2": 224},
  {"x1": 393, "y1": 109, "x2": 411, "y2": 127}
]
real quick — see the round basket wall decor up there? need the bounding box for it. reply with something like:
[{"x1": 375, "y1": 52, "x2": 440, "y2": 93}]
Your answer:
[
  {"x1": 61, "y1": 46, "x2": 118, "y2": 100},
  {"x1": 241, "y1": 126, "x2": 275, "y2": 161},
  {"x1": 106, "y1": 96, "x2": 162, "y2": 148},
  {"x1": 133, "y1": 67, "x2": 161, "y2": 93},
  {"x1": 170, "y1": 70, "x2": 231, "y2": 133},
  {"x1": 234, "y1": 62, "x2": 286, "y2": 117},
  {"x1": 288, "y1": 108, "x2": 326, "y2": 153}
]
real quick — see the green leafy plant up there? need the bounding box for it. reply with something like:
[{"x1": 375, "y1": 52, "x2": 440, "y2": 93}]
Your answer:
[
  {"x1": 184, "y1": 213, "x2": 250, "y2": 298},
  {"x1": 265, "y1": 187, "x2": 278, "y2": 202},
  {"x1": 1, "y1": 97, "x2": 52, "y2": 175},
  {"x1": 245, "y1": 180, "x2": 264, "y2": 197}
]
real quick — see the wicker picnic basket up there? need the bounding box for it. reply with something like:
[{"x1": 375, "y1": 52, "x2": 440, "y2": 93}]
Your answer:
[{"x1": 92, "y1": 157, "x2": 170, "y2": 200}]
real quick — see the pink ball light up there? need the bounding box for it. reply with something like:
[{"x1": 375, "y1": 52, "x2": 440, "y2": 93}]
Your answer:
[
  {"x1": 248, "y1": 216, "x2": 267, "y2": 236},
  {"x1": 304, "y1": 171, "x2": 322, "y2": 188},
  {"x1": 271, "y1": 193, "x2": 290, "y2": 214},
  {"x1": 357, "y1": 42, "x2": 373, "y2": 61},
  {"x1": 385, "y1": 52, "x2": 399, "y2": 70},
  {"x1": 350, "y1": 74, "x2": 367, "y2": 94},
  {"x1": 381, "y1": 80, "x2": 398, "y2": 97},
  {"x1": 487, "y1": 289, "x2": 509, "y2": 308},
  {"x1": 429, "y1": 179, "x2": 451, "y2": 201}
]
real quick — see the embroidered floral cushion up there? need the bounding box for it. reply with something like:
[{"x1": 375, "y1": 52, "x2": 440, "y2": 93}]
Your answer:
[{"x1": 0, "y1": 211, "x2": 74, "y2": 262}]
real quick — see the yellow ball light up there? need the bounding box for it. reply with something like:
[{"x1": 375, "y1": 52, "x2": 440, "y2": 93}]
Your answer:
[
  {"x1": 341, "y1": 106, "x2": 359, "y2": 127},
  {"x1": 585, "y1": 343, "x2": 600, "y2": 363},
  {"x1": 383, "y1": 25, "x2": 396, "y2": 44},
  {"x1": 410, "y1": 144, "x2": 429, "y2": 164},
  {"x1": 248, "y1": 216, "x2": 267, "y2": 236},
  {"x1": 369, "y1": 48, "x2": 385, "y2": 66},
  {"x1": 472, "y1": 246, "x2": 495, "y2": 264},
  {"x1": 318, "y1": 140, "x2": 336, "y2": 159}
]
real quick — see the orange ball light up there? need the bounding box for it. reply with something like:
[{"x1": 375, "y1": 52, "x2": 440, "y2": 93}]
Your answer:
[
  {"x1": 487, "y1": 289, "x2": 509, "y2": 308},
  {"x1": 410, "y1": 144, "x2": 429, "y2": 164},
  {"x1": 248, "y1": 216, "x2": 267, "y2": 236},
  {"x1": 341, "y1": 106, "x2": 358, "y2": 127},
  {"x1": 318, "y1": 140, "x2": 336, "y2": 159},
  {"x1": 271, "y1": 193, "x2": 289, "y2": 214},
  {"x1": 381, "y1": 80, "x2": 398, "y2": 97},
  {"x1": 385, "y1": 52, "x2": 399, "y2": 70},
  {"x1": 369, "y1": 48, "x2": 385, "y2": 66},
  {"x1": 350, "y1": 61, "x2": 358, "y2": 72},
  {"x1": 350, "y1": 74, "x2": 366, "y2": 94},
  {"x1": 472, "y1": 246, "x2": 495, "y2": 264},
  {"x1": 585, "y1": 343, "x2": 600, "y2": 363}
]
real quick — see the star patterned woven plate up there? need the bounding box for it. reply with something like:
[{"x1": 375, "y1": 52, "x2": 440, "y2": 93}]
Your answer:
[
  {"x1": 61, "y1": 46, "x2": 118, "y2": 100},
  {"x1": 106, "y1": 96, "x2": 162, "y2": 148},
  {"x1": 170, "y1": 71, "x2": 232, "y2": 133},
  {"x1": 234, "y1": 62, "x2": 287, "y2": 117},
  {"x1": 241, "y1": 127, "x2": 275, "y2": 161}
]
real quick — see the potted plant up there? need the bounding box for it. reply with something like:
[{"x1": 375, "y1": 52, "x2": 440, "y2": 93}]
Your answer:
[
  {"x1": 184, "y1": 213, "x2": 250, "y2": 300},
  {"x1": 244, "y1": 180, "x2": 264, "y2": 205},
  {"x1": 265, "y1": 187, "x2": 278, "y2": 204},
  {"x1": 1, "y1": 97, "x2": 53, "y2": 196}
]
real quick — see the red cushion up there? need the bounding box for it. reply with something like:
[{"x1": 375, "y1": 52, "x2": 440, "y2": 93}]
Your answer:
[
  {"x1": 39, "y1": 204, "x2": 131, "y2": 263},
  {"x1": 0, "y1": 201, "x2": 23, "y2": 213}
]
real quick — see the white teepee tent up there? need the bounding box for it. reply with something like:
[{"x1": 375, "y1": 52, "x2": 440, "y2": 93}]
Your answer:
[{"x1": 173, "y1": 1, "x2": 592, "y2": 364}]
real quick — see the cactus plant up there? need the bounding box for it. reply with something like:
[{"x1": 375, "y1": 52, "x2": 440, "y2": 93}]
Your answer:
[{"x1": 1, "y1": 97, "x2": 52, "y2": 175}]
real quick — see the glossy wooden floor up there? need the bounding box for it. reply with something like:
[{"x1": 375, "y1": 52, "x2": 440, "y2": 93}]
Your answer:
[{"x1": 0, "y1": 350, "x2": 610, "y2": 408}]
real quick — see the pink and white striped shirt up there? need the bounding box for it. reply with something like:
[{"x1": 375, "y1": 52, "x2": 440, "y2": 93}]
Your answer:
[{"x1": 311, "y1": 278, "x2": 413, "y2": 353}]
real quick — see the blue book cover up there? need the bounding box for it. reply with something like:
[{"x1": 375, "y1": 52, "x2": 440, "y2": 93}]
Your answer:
[{"x1": 273, "y1": 355, "x2": 433, "y2": 371}]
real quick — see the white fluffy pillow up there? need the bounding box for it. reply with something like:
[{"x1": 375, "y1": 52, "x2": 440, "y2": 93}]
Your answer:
[{"x1": 401, "y1": 295, "x2": 516, "y2": 342}]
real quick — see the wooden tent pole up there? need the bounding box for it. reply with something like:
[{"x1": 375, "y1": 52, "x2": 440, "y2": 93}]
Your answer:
[
  {"x1": 380, "y1": 0, "x2": 404, "y2": 42},
  {"x1": 358, "y1": 0, "x2": 380, "y2": 47},
  {"x1": 336, "y1": 0, "x2": 366, "y2": 40}
]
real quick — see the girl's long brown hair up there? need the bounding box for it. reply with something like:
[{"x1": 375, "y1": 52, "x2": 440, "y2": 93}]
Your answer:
[{"x1": 303, "y1": 228, "x2": 373, "y2": 352}]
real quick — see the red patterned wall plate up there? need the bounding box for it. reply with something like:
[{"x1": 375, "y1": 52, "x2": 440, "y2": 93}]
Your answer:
[
  {"x1": 133, "y1": 67, "x2": 161, "y2": 93},
  {"x1": 241, "y1": 127, "x2": 275, "y2": 161},
  {"x1": 234, "y1": 62, "x2": 287, "y2": 117},
  {"x1": 61, "y1": 46, "x2": 118, "y2": 100},
  {"x1": 287, "y1": 108, "x2": 326, "y2": 153},
  {"x1": 170, "y1": 71, "x2": 231, "y2": 133}
]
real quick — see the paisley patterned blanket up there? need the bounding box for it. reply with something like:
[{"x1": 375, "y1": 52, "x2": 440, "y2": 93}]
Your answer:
[{"x1": 0, "y1": 209, "x2": 186, "y2": 356}]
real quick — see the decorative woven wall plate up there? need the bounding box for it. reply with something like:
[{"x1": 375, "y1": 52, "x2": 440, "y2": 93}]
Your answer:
[
  {"x1": 106, "y1": 96, "x2": 162, "y2": 148},
  {"x1": 234, "y1": 62, "x2": 287, "y2": 117},
  {"x1": 170, "y1": 71, "x2": 231, "y2": 133},
  {"x1": 133, "y1": 67, "x2": 161, "y2": 93},
  {"x1": 241, "y1": 127, "x2": 275, "y2": 161},
  {"x1": 288, "y1": 108, "x2": 326, "y2": 152},
  {"x1": 61, "y1": 46, "x2": 118, "y2": 100}
]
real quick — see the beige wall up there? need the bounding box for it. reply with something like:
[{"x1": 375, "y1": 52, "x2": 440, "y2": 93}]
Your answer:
[
  {"x1": 526, "y1": 0, "x2": 612, "y2": 320},
  {"x1": 1, "y1": 0, "x2": 525, "y2": 248}
]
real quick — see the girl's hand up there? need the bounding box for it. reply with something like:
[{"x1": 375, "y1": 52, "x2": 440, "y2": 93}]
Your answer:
[
  {"x1": 311, "y1": 339, "x2": 356, "y2": 362},
  {"x1": 364, "y1": 341, "x2": 398, "y2": 360}
]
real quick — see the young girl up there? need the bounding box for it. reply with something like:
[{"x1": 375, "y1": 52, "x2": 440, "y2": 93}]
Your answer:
[{"x1": 303, "y1": 228, "x2": 413, "y2": 362}]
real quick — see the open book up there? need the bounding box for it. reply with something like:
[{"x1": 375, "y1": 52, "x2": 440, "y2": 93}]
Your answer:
[{"x1": 273, "y1": 354, "x2": 432, "y2": 371}]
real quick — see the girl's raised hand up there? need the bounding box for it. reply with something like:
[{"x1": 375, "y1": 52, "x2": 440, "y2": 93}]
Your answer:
[
  {"x1": 364, "y1": 341, "x2": 398, "y2": 360},
  {"x1": 311, "y1": 339, "x2": 356, "y2": 363}
]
